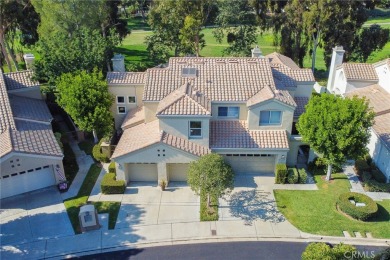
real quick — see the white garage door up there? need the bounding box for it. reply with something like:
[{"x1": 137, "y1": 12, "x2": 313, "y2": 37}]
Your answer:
[
  {"x1": 224, "y1": 155, "x2": 275, "y2": 174},
  {"x1": 127, "y1": 163, "x2": 158, "y2": 182},
  {"x1": 169, "y1": 163, "x2": 189, "y2": 182},
  {"x1": 0, "y1": 166, "x2": 55, "y2": 199}
]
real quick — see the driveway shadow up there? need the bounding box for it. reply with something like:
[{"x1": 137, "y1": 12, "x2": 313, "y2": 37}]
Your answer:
[{"x1": 224, "y1": 190, "x2": 286, "y2": 225}]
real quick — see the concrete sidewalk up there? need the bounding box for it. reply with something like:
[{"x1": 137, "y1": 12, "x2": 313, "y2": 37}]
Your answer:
[{"x1": 1, "y1": 219, "x2": 389, "y2": 259}]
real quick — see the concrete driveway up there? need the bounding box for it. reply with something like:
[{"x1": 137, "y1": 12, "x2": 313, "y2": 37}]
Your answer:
[
  {"x1": 219, "y1": 173, "x2": 286, "y2": 224},
  {"x1": 0, "y1": 187, "x2": 74, "y2": 245},
  {"x1": 115, "y1": 182, "x2": 200, "y2": 229}
]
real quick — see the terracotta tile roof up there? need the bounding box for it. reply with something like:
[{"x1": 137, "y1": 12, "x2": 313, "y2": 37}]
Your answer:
[
  {"x1": 210, "y1": 120, "x2": 289, "y2": 149},
  {"x1": 271, "y1": 65, "x2": 315, "y2": 83},
  {"x1": 346, "y1": 84, "x2": 390, "y2": 114},
  {"x1": 0, "y1": 70, "x2": 62, "y2": 158},
  {"x1": 144, "y1": 57, "x2": 277, "y2": 102},
  {"x1": 107, "y1": 72, "x2": 146, "y2": 85},
  {"x1": 3, "y1": 70, "x2": 39, "y2": 90},
  {"x1": 247, "y1": 87, "x2": 296, "y2": 108},
  {"x1": 0, "y1": 129, "x2": 62, "y2": 158},
  {"x1": 341, "y1": 63, "x2": 378, "y2": 81},
  {"x1": 112, "y1": 120, "x2": 210, "y2": 159},
  {"x1": 9, "y1": 95, "x2": 52, "y2": 122},
  {"x1": 294, "y1": 97, "x2": 309, "y2": 117},
  {"x1": 121, "y1": 106, "x2": 145, "y2": 130},
  {"x1": 266, "y1": 52, "x2": 300, "y2": 70},
  {"x1": 0, "y1": 73, "x2": 16, "y2": 133},
  {"x1": 373, "y1": 113, "x2": 390, "y2": 149},
  {"x1": 156, "y1": 82, "x2": 211, "y2": 116}
]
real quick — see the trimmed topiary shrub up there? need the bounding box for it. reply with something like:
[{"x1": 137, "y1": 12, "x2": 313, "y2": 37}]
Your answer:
[
  {"x1": 337, "y1": 192, "x2": 378, "y2": 221},
  {"x1": 92, "y1": 139, "x2": 109, "y2": 163},
  {"x1": 354, "y1": 159, "x2": 370, "y2": 176},
  {"x1": 371, "y1": 169, "x2": 387, "y2": 183},
  {"x1": 101, "y1": 172, "x2": 126, "y2": 194},
  {"x1": 298, "y1": 168, "x2": 308, "y2": 184},
  {"x1": 108, "y1": 162, "x2": 116, "y2": 173},
  {"x1": 301, "y1": 243, "x2": 333, "y2": 260},
  {"x1": 275, "y1": 164, "x2": 287, "y2": 184},
  {"x1": 287, "y1": 168, "x2": 299, "y2": 184}
]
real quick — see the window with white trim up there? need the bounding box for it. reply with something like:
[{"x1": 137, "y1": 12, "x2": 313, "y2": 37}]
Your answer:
[
  {"x1": 189, "y1": 121, "x2": 202, "y2": 137},
  {"x1": 117, "y1": 96, "x2": 125, "y2": 104},
  {"x1": 128, "y1": 96, "x2": 136, "y2": 103},
  {"x1": 218, "y1": 107, "x2": 239, "y2": 118},
  {"x1": 117, "y1": 106, "x2": 126, "y2": 114},
  {"x1": 259, "y1": 110, "x2": 282, "y2": 125}
]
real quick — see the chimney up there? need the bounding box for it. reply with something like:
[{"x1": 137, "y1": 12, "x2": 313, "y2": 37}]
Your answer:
[
  {"x1": 111, "y1": 54, "x2": 125, "y2": 72},
  {"x1": 23, "y1": 53, "x2": 35, "y2": 70},
  {"x1": 251, "y1": 45, "x2": 264, "y2": 58},
  {"x1": 327, "y1": 46, "x2": 345, "y2": 92}
]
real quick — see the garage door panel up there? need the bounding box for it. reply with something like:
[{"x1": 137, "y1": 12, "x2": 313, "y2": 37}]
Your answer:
[
  {"x1": 127, "y1": 164, "x2": 158, "y2": 182},
  {"x1": 169, "y1": 163, "x2": 189, "y2": 182},
  {"x1": 224, "y1": 156, "x2": 275, "y2": 174},
  {"x1": 1, "y1": 167, "x2": 55, "y2": 199}
]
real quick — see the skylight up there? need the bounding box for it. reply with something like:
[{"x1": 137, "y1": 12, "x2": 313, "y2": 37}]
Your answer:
[{"x1": 182, "y1": 67, "x2": 197, "y2": 77}]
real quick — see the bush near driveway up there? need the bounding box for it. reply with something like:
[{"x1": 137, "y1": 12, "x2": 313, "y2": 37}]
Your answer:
[
  {"x1": 92, "y1": 139, "x2": 109, "y2": 163},
  {"x1": 337, "y1": 192, "x2": 378, "y2": 221},
  {"x1": 287, "y1": 168, "x2": 299, "y2": 184},
  {"x1": 275, "y1": 164, "x2": 287, "y2": 184},
  {"x1": 298, "y1": 168, "x2": 308, "y2": 184},
  {"x1": 101, "y1": 163, "x2": 125, "y2": 194}
]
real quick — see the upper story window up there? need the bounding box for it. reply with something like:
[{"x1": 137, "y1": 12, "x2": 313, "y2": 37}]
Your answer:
[
  {"x1": 259, "y1": 110, "x2": 282, "y2": 125},
  {"x1": 218, "y1": 107, "x2": 239, "y2": 118},
  {"x1": 182, "y1": 68, "x2": 197, "y2": 77},
  {"x1": 117, "y1": 106, "x2": 126, "y2": 114},
  {"x1": 128, "y1": 96, "x2": 136, "y2": 103},
  {"x1": 189, "y1": 121, "x2": 202, "y2": 138},
  {"x1": 117, "y1": 96, "x2": 125, "y2": 104}
]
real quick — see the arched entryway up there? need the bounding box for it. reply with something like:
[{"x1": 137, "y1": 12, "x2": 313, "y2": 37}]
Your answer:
[{"x1": 297, "y1": 145, "x2": 310, "y2": 164}]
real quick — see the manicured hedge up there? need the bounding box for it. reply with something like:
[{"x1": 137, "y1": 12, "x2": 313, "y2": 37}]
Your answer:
[
  {"x1": 108, "y1": 162, "x2": 116, "y2": 173},
  {"x1": 361, "y1": 171, "x2": 390, "y2": 192},
  {"x1": 337, "y1": 192, "x2": 378, "y2": 221},
  {"x1": 287, "y1": 168, "x2": 299, "y2": 184},
  {"x1": 92, "y1": 139, "x2": 109, "y2": 163},
  {"x1": 298, "y1": 168, "x2": 308, "y2": 184},
  {"x1": 275, "y1": 164, "x2": 287, "y2": 184},
  {"x1": 302, "y1": 243, "x2": 357, "y2": 260},
  {"x1": 101, "y1": 172, "x2": 126, "y2": 194}
]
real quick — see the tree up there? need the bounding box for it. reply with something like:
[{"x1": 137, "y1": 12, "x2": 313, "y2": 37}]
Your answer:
[
  {"x1": 187, "y1": 153, "x2": 234, "y2": 208},
  {"x1": 34, "y1": 28, "x2": 119, "y2": 83},
  {"x1": 213, "y1": 0, "x2": 257, "y2": 56},
  {"x1": 297, "y1": 94, "x2": 375, "y2": 181},
  {"x1": 179, "y1": 15, "x2": 205, "y2": 57},
  {"x1": 56, "y1": 69, "x2": 114, "y2": 143}
]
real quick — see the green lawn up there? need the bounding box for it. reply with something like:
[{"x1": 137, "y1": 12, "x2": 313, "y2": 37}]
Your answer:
[
  {"x1": 200, "y1": 191, "x2": 219, "y2": 221},
  {"x1": 64, "y1": 164, "x2": 121, "y2": 233},
  {"x1": 274, "y1": 174, "x2": 390, "y2": 238}
]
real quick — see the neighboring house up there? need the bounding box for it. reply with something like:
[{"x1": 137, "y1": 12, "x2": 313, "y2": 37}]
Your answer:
[
  {"x1": 0, "y1": 70, "x2": 65, "y2": 199},
  {"x1": 328, "y1": 46, "x2": 390, "y2": 182},
  {"x1": 107, "y1": 49, "x2": 315, "y2": 184}
]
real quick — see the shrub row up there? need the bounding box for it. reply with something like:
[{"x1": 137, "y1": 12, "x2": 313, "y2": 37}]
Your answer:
[
  {"x1": 337, "y1": 192, "x2": 378, "y2": 221},
  {"x1": 298, "y1": 168, "x2": 308, "y2": 184},
  {"x1": 92, "y1": 139, "x2": 110, "y2": 163},
  {"x1": 354, "y1": 159, "x2": 371, "y2": 176},
  {"x1": 302, "y1": 242, "x2": 358, "y2": 260},
  {"x1": 101, "y1": 162, "x2": 125, "y2": 194},
  {"x1": 287, "y1": 168, "x2": 299, "y2": 184},
  {"x1": 275, "y1": 164, "x2": 287, "y2": 184}
]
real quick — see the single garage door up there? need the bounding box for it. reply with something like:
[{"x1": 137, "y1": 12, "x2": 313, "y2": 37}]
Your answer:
[
  {"x1": 224, "y1": 155, "x2": 275, "y2": 174},
  {"x1": 0, "y1": 166, "x2": 55, "y2": 199},
  {"x1": 168, "y1": 163, "x2": 189, "y2": 182},
  {"x1": 127, "y1": 163, "x2": 158, "y2": 182}
]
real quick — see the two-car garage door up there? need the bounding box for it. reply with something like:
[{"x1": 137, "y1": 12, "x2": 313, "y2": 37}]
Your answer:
[
  {"x1": 0, "y1": 166, "x2": 56, "y2": 199},
  {"x1": 224, "y1": 155, "x2": 275, "y2": 174},
  {"x1": 126, "y1": 163, "x2": 189, "y2": 182}
]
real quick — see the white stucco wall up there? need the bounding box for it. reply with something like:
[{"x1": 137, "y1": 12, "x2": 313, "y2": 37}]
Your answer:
[
  {"x1": 375, "y1": 64, "x2": 390, "y2": 94},
  {"x1": 333, "y1": 69, "x2": 347, "y2": 94},
  {"x1": 247, "y1": 100, "x2": 294, "y2": 134},
  {"x1": 295, "y1": 82, "x2": 314, "y2": 98},
  {"x1": 158, "y1": 116, "x2": 210, "y2": 147},
  {"x1": 368, "y1": 129, "x2": 390, "y2": 182}
]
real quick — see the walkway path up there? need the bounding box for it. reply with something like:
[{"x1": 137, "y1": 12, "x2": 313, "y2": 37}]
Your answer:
[{"x1": 343, "y1": 163, "x2": 390, "y2": 201}]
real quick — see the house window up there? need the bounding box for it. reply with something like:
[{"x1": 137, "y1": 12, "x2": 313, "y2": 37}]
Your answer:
[
  {"x1": 189, "y1": 121, "x2": 202, "y2": 137},
  {"x1": 218, "y1": 107, "x2": 239, "y2": 118},
  {"x1": 182, "y1": 67, "x2": 197, "y2": 77},
  {"x1": 117, "y1": 106, "x2": 126, "y2": 114},
  {"x1": 259, "y1": 111, "x2": 282, "y2": 125},
  {"x1": 117, "y1": 96, "x2": 125, "y2": 104},
  {"x1": 128, "y1": 96, "x2": 136, "y2": 103}
]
